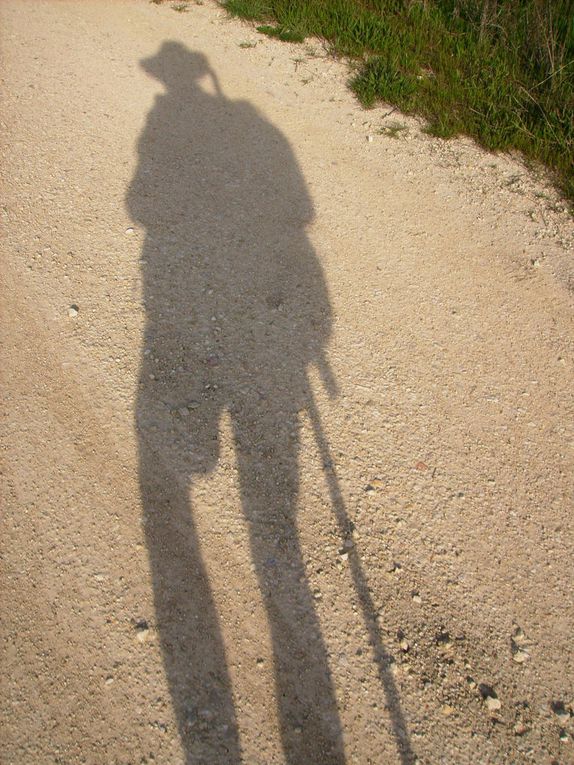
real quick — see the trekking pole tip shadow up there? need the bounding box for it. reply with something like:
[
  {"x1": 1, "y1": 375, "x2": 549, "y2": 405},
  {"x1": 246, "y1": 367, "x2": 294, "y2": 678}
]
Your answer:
[{"x1": 307, "y1": 357, "x2": 416, "y2": 765}]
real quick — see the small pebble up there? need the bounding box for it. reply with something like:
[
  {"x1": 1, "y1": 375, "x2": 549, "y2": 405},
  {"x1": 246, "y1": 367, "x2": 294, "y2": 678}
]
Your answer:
[
  {"x1": 513, "y1": 650, "x2": 529, "y2": 664},
  {"x1": 366, "y1": 135, "x2": 374, "y2": 143},
  {"x1": 125, "y1": 227, "x2": 134, "y2": 234},
  {"x1": 479, "y1": 684, "x2": 501, "y2": 711},
  {"x1": 68, "y1": 305, "x2": 79, "y2": 318},
  {"x1": 134, "y1": 619, "x2": 150, "y2": 643},
  {"x1": 551, "y1": 701, "x2": 570, "y2": 722},
  {"x1": 412, "y1": 594, "x2": 422, "y2": 604},
  {"x1": 441, "y1": 705, "x2": 455, "y2": 716},
  {"x1": 486, "y1": 696, "x2": 502, "y2": 712}
]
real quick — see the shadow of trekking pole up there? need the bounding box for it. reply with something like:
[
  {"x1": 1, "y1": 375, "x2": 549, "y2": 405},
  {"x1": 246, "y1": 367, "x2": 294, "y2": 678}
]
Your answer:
[{"x1": 307, "y1": 364, "x2": 415, "y2": 765}]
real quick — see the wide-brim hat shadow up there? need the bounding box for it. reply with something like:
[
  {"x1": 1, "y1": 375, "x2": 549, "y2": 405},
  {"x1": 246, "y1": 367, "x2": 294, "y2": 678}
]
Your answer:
[{"x1": 140, "y1": 42, "x2": 211, "y2": 84}]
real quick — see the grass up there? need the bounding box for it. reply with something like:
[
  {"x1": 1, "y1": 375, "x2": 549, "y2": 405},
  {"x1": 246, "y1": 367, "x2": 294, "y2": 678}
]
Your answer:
[
  {"x1": 257, "y1": 24, "x2": 306, "y2": 43},
  {"x1": 379, "y1": 120, "x2": 408, "y2": 138},
  {"x1": 223, "y1": 0, "x2": 574, "y2": 207}
]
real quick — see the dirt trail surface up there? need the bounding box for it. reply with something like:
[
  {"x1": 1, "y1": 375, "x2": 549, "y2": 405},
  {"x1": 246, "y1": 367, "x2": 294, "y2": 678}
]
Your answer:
[{"x1": 2, "y1": 1, "x2": 574, "y2": 764}]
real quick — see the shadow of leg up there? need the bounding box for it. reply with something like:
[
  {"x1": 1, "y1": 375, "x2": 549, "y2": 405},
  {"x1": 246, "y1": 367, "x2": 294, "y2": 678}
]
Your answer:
[
  {"x1": 139, "y1": 444, "x2": 242, "y2": 764},
  {"x1": 232, "y1": 403, "x2": 346, "y2": 765}
]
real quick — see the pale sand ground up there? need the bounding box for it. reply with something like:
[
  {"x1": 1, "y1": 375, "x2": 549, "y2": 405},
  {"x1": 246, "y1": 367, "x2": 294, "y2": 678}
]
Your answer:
[{"x1": 1, "y1": 2, "x2": 573, "y2": 763}]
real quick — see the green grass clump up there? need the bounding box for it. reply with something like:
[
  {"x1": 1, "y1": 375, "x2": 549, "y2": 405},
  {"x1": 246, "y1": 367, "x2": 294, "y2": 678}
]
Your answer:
[
  {"x1": 224, "y1": 0, "x2": 574, "y2": 206},
  {"x1": 257, "y1": 24, "x2": 305, "y2": 43},
  {"x1": 379, "y1": 120, "x2": 409, "y2": 138}
]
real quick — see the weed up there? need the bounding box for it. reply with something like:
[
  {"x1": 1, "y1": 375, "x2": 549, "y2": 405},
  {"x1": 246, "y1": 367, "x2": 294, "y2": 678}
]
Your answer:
[
  {"x1": 256, "y1": 25, "x2": 305, "y2": 43},
  {"x1": 239, "y1": 41, "x2": 257, "y2": 48},
  {"x1": 172, "y1": 1, "x2": 189, "y2": 11},
  {"x1": 379, "y1": 121, "x2": 408, "y2": 138}
]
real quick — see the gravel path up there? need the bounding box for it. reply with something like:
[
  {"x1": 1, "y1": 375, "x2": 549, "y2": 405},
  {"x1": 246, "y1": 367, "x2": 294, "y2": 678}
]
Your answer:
[{"x1": 1, "y1": 2, "x2": 573, "y2": 763}]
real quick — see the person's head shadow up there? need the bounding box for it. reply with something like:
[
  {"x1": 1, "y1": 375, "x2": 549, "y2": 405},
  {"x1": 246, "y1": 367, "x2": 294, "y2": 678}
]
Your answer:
[{"x1": 141, "y1": 42, "x2": 219, "y2": 94}]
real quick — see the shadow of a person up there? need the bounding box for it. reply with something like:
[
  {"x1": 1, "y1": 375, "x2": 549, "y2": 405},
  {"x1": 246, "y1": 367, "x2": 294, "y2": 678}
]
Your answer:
[{"x1": 127, "y1": 42, "x2": 345, "y2": 764}]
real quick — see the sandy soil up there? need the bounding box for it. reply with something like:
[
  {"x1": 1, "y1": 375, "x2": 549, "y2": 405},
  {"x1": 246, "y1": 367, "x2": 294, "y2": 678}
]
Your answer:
[{"x1": 1, "y1": 1, "x2": 573, "y2": 763}]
